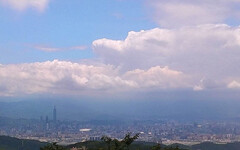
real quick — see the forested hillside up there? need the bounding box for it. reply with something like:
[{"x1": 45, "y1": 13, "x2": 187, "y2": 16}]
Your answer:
[{"x1": 0, "y1": 136, "x2": 47, "y2": 150}]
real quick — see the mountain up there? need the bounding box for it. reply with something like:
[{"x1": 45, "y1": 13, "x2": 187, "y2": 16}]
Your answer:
[
  {"x1": 67, "y1": 141, "x2": 240, "y2": 150},
  {"x1": 191, "y1": 142, "x2": 240, "y2": 150},
  {"x1": 66, "y1": 141, "x2": 185, "y2": 150},
  {"x1": 1, "y1": 98, "x2": 240, "y2": 122},
  {"x1": 0, "y1": 136, "x2": 47, "y2": 150},
  {"x1": 1, "y1": 136, "x2": 240, "y2": 150}
]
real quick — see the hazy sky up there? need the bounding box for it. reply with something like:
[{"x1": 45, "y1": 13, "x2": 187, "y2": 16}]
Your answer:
[{"x1": 0, "y1": 0, "x2": 240, "y2": 99}]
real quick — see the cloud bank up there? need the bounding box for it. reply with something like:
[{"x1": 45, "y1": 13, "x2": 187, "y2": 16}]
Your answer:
[
  {"x1": 1, "y1": 24, "x2": 240, "y2": 96},
  {"x1": 0, "y1": 0, "x2": 50, "y2": 12},
  {"x1": 0, "y1": 60, "x2": 187, "y2": 96},
  {"x1": 0, "y1": 0, "x2": 240, "y2": 97},
  {"x1": 147, "y1": 0, "x2": 240, "y2": 27},
  {"x1": 93, "y1": 24, "x2": 240, "y2": 91}
]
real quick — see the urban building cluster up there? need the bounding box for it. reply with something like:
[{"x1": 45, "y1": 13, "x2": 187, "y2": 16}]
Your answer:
[{"x1": 1, "y1": 107, "x2": 240, "y2": 145}]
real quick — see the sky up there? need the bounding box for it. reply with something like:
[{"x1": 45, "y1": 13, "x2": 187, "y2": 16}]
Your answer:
[{"x1": 0, "y1": 0, "x2": 240, "y2": 99}]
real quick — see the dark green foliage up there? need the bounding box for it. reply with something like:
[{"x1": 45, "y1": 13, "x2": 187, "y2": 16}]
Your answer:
[
  {"x1": 101, "y1": 136, "x2": 112, "y2": 150},
  {"x1": 122, "y1": 133, "x2": 140, "y2": 149},
  {"x1": 40, "y1": 143, "x2": 66, "y2": 150},
  {"x1": 151, "y1": 144, "x2": 162, "y2": 150},
  {"x1": 66, "y1": 141, "x2": 105, "y2": 150},
  {"x1": 151, "y1": 144, "x2": 186, "y2": 150},
  {"x1": 112, "y1": 139, "x2": 122, "y2": 150},
  {"x1": 67, "y1": 141, "x2": 185, "y2": 150},
  {"x1": 3, "y1": 135, "x2": 240, "y2": 150},
  {"x1": 163, "y1": 146, "x2": 180, "y2": 150},
  {"x1": 66, "y1": 133, "x2": 185, "y2": 150},
  {"x1": 191, "y1": 142, "x2": 240, "y2": 150},
  {"x1": 101, "y1": 132, "x2": 140, "y2": 150},
  {"x1": 99, "y1": 133, "x2": 182, "y2": 150},
  {"x1": 0, "y1": 136, "x2": 47, "y2": 150},
  {"x1": 67, "y1": 141, "x2": 152, "y2": 150}
]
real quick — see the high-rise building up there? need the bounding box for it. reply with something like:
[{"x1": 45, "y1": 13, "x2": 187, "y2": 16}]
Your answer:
[
  {"x1": 53, "y1": 106, "x2": 57, "y2": 123},
  {"x1": 45, "y1": 116, "x2": 48, "y2": 123},
  {"x1": 40, "y1": 116, "x2": 43, "y2": 121},
  {"x1": 45, "y1": 116, "x2": 49, "y2": 130}
]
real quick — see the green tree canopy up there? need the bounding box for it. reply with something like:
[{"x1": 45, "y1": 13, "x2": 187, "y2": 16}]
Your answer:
[{"x1": 40, "y1": 142, "x2": 66, "y2": 150}]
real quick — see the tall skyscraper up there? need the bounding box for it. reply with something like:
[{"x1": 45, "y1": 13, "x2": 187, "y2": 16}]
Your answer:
[
  {"x1": 45, "y1": 116, "x2": 49, "y2": 130},
  {"x1": 40, "y1": 116, "x2": 43, "y2": 122},
  {"x1": 45, "y1": 116, "x2": 48, "y2": 123},
  {"x1": 53, "y1": 106, "x2": 57, "y2": 123}
]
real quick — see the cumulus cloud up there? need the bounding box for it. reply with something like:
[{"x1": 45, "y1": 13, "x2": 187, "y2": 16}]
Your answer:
[
  {"x1": 1, "y1": 1, "x2": 240, "y2": 97},
  {"x1": 123, "y1": 66, "x2": 189, "y2": 89},
  {"x1": 93, "y1": 24, "x2": 240, "y2": 90},
  {"x1": 0, "y1": 0, "x2": 50, "y2": 12},
  {"x1": 2, "y1": 23, "x2": 240, "y2": 96},
  {"x1": 2, "y1": 24, "x2": 240, "y2": 96},
  {"x1": 0, "y1": 60, "x2": 188, "y2": 96},
  {"x1": 228, "y1": 81, "x2": 240, "y2": 89},
  {"x1": 146, "y1": 0, "x2": 240, "y2": 27}
]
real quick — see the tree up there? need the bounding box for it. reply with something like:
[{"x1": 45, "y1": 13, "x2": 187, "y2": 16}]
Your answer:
[
  {"x1": 112, "y1": 139, "x2": 122, "y2": 150},
  {"x1": 101, "y1": 136, "x2": 113, "y2": 150},
  {"x1": 163, "y1": 145, "x2": 181, "y2": 150},
  {"x1": 40, "y1": 142, "x2": 66, "y2": 150},
  {"x1": 151, "y1": 144, "x2": 162, "y2": 150},
  {"x1": 101, "y1": 132, "x2": 140, "y2": 150},
  {"x1": 122, "y1": 132, "x2": 140, "y2": 150}
]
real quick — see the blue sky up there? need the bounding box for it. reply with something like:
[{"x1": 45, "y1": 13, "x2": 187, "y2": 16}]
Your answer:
[
  {"x1": 1, "y1": 0, "x2": 240, "y2": 98},
  {"x1": 0, "y1": 0, "x2": 155, "y2": 64}
]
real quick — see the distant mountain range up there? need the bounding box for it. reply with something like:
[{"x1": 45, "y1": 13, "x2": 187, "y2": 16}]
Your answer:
[
  {"x1": 1, "y1": 99, "x2": 240, "y2": 122},
  {"x1": 1, "y1": 136, "x2": 240, "y2": 150}
]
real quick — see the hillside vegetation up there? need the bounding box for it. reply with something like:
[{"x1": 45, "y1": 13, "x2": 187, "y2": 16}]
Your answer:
[
  {"x1": 1, "y1": 135, "x2": 240, "y2": 150},
  {"x1": 0, "y1": 136, "x2": 47, "y2": 150}
]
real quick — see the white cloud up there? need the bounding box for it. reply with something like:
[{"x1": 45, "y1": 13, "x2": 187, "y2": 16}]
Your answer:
[
  {"x1": 0, "y1": 60, "x2": 188, "y2": 96},
  {"x1": 5, "y1": 24, "x2": 240, "y2": 96},
  {"x1": 35, "y1": 46, "x2": 60, "y2": 52},
  {"x1": 228, "y1": 81, "x2": 240, "y2": 89},
  {"x1": 2, "y1": 24, "x2": 240, "y2": 96},
  {"x1": 71, "y1": 46, "x2": 88, "y2": 50},
  {"x1": 93, "y1": 24, "x2": 240, "y2": 90},
  {"x1": 193, "y1": 85, "x2": 203, "y2": 91},
  {"x1": 123, "y1": 66, "x2": 189, "y2": 89},
  {"x1": 34, "y1": 45, "x2": 88, "y2": 52},
  {"x1": 0, "y1": 0, "x2": 50, "y2": 12},
  {"x1": 146, "y1": 0, "x2": 240, "y2": 27},
  {"x1": 193, "y1": 78, "x2": 224, "y2": 91}
]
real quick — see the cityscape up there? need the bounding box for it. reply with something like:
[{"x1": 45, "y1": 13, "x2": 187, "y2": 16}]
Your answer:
[{"x1": 1, "y1": 106, "x2": 240, "y2": 146}]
